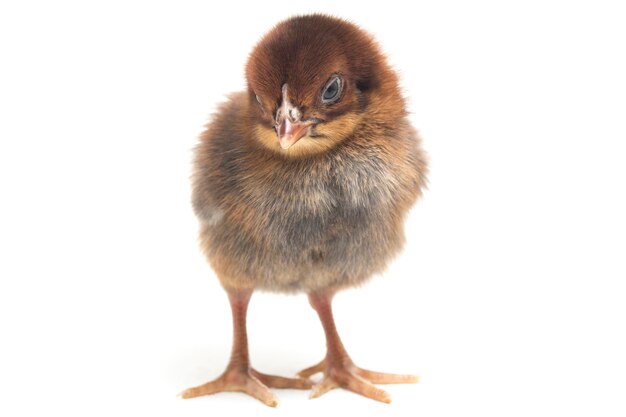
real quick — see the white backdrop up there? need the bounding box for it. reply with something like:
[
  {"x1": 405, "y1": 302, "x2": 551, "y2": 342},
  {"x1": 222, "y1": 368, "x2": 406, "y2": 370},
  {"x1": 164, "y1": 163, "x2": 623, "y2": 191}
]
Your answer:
[{"x1": 1, "y1": 1, "x2": 625, "y2": 416}]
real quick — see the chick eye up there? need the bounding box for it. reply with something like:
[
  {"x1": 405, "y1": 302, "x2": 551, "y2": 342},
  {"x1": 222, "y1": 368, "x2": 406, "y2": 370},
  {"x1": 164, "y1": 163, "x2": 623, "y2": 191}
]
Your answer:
[
  {"x1": 321, "y1": 76, "x2": 342, "y2": 104},
  {"x1": 255, "y1": 93, "x2": 263, "y2": 107}
]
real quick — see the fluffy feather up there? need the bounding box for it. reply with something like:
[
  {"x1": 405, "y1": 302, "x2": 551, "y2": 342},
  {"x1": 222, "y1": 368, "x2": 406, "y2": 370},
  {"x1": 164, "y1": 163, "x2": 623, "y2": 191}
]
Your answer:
[{"x1": 192, "y1": 14, "x2": 427, "y2": 293}]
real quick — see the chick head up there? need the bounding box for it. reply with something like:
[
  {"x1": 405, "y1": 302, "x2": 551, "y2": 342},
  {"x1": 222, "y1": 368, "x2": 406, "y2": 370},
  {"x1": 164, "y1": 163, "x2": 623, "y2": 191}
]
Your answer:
[{"x1": 246, "y1": 15, "x2": 401, "y2": 157}]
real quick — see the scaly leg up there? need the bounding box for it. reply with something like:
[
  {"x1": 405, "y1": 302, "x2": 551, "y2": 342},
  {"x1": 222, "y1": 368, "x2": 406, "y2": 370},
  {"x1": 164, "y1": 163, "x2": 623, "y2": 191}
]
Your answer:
[
  {"x1": 299, "y1": 291, "x2": 418, "y2": 403},
  {"x1": 181, "y1": 290, "x2": 311, "y2": 407}
]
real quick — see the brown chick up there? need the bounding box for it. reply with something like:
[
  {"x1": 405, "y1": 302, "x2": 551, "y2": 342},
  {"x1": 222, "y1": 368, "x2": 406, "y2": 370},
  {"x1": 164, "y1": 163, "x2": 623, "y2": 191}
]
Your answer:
[{"x1": 181, "y1": 14, "x2": 427, "y2": 406}]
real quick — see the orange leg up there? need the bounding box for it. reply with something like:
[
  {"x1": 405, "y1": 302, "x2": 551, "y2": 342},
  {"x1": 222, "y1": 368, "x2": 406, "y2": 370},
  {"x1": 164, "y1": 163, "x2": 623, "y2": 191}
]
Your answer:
[
  {"x1": 181, "y1": 290, "x2": 311, "y2": 407},
  {"x1": 299, "y1": 291, "x2": 418, "y2": 403}
]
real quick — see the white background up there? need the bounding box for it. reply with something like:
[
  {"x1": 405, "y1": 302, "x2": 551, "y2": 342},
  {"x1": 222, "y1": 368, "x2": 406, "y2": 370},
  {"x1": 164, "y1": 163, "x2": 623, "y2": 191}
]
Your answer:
[{"x1": 1, "y1": 1, "x2": 625, "y2": 416}]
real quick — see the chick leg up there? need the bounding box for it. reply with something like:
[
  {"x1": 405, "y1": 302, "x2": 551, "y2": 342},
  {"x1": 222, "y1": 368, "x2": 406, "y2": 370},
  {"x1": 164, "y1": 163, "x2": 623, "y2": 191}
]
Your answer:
[
  {"x1": 299, "y1": 291, "x2": 418, "y2": 403},
  {"x1": 181, "y1": 290, "x2": 311, "y2": 407}
]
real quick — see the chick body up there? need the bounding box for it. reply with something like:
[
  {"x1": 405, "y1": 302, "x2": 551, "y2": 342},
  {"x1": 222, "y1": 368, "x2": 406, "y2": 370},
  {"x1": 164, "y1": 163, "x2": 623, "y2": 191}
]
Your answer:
[{"x1": 193, "y1": 92, "x2": 425, "y2": 293}]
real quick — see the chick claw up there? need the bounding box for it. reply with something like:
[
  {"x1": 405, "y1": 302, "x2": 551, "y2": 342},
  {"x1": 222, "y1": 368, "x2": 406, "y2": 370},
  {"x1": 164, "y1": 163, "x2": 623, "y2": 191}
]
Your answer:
[
  {"x1": 299, "y1": 360, "x2": 419, "y2": 404},
  {"x1": 181, "y1": 367, "x2": 312, "y2": 407}
]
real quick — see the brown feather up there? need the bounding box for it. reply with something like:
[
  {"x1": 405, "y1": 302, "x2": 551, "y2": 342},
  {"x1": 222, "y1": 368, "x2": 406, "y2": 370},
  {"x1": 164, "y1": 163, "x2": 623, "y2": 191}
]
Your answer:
[{"x1": 192, "y1": 15, "x2": 428, "y2": 293}]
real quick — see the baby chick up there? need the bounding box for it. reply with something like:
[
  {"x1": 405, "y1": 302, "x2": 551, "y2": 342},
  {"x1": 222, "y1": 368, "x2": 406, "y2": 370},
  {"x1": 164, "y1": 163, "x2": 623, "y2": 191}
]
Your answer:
[{"x1": 182, "y1": 14, "x2": 427, "y2": 406}]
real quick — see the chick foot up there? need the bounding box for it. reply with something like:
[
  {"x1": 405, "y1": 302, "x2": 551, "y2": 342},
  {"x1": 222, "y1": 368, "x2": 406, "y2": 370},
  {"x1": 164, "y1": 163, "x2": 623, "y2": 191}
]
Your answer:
[
  {"x1": 181, "y1": 367, "x2": 311, "y2": 407},
  {"x1": 303, "y1": 291, "x2": 419, "y2": 403},
  {"x1": 298, "y1": 358, "x2": 418, "y2": 403},
  {"x1": 182, "y1": 290, "x2": 311, "y2": 407}
]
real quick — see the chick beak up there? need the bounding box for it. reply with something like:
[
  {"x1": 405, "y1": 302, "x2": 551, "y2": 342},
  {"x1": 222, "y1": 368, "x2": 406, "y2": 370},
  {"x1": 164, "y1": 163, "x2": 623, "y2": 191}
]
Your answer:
[
  {"x1": 277, "y1": 118, "x2": 311, "y2": 150},
  {"x1": 275, "y1": 83, "x2": 311, "y2": 150}
]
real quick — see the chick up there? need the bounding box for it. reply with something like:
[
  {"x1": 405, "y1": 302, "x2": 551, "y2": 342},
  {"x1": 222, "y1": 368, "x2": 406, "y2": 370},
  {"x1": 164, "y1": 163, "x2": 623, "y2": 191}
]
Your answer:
[{"x1": 182, "y1": 15, "x2": 427, "y2": 406}]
